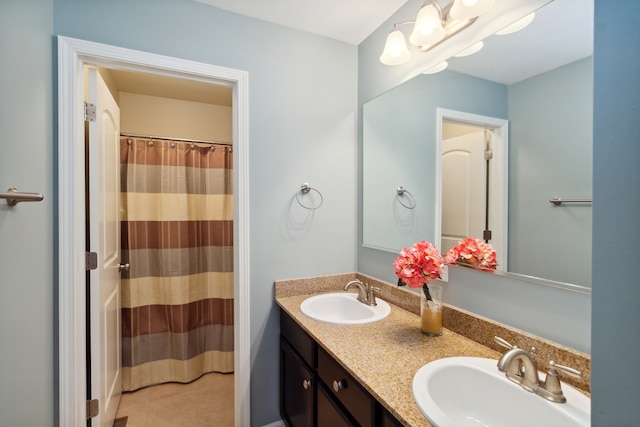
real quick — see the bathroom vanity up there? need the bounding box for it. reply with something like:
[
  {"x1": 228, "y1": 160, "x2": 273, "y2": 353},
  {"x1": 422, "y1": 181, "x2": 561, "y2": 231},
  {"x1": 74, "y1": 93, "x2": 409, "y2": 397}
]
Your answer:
[
  {"x1": 281, "y1": 310, "x2": 402, "y2": 426},
  {"x1": 275, "y1": 273, "x2": 591, "y2": 427}
]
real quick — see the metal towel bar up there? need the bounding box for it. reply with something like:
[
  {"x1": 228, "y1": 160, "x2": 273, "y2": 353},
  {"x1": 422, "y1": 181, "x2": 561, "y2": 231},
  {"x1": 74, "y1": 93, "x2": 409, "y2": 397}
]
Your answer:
[
  {"x1": 549, "y1": 196, "x2": 592, "y2": 206},
  {"x1": 1, "y1": 187, "x2": 44, "y2": 206}
]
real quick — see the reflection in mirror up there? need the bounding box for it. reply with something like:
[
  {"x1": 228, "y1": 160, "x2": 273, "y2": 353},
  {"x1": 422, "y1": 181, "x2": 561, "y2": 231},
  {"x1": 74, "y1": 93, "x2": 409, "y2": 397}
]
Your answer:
[
  {"x1": 438, "y1": 112, "x2": 508, "y2": 266},
  {"x1": 362, "y1": 0, "x2": 593, "y2": 287}
]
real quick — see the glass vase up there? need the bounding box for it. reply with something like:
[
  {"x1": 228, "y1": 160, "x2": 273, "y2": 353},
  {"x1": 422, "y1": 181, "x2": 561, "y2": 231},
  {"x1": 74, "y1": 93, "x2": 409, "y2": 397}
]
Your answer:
[{"x1": 420, "y1": 284, "x2": 443, "y2": 336}]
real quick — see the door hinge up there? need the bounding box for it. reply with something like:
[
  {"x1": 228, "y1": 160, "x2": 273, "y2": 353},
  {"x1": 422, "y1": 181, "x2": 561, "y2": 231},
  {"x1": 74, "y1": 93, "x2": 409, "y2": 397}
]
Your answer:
[
  {"x1": 483, "y1": 230, "x2": 492, "y2": 241},
  {"x1": 86, "y1": 399, "x2": 99, "y2": 419},
  {"x1": 86, "y1": 252, "x2": 98, "y2": 271},
  {"x1": 484, "y1": 149, "x2": 493, "y2": 160},
  {"x1": 84, "y1": 102, "x2": 96, "y2": 122}
]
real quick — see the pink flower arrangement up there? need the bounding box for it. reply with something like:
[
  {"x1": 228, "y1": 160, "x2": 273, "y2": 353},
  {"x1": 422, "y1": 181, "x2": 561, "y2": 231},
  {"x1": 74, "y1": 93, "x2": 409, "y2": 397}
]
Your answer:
[
  {"x1": 393, "y1": 240, "x2": 443, "y2": 299},
  {"x1": 444, "y1": 237, "x2": 497, "y2": 271}
]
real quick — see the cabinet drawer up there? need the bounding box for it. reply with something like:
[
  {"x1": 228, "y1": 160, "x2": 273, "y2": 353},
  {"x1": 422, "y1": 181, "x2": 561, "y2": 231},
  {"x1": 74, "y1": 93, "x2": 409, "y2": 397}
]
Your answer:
[
  {"x1": 317, "y1": 347, "x2": 374, "y2": 427},
  {"x1": 281, "y1": 311, "x2": 316, "y2": 368}
]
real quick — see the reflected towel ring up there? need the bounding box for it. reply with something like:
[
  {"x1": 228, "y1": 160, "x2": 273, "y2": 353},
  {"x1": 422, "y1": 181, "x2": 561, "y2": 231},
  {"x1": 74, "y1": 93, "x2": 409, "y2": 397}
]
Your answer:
[
  {"x1": 396, "y1": 186, "x2": 416, "y2": 209},
  {"x1": 296, "y1": 183, "x2": 323, "y2": 210}
]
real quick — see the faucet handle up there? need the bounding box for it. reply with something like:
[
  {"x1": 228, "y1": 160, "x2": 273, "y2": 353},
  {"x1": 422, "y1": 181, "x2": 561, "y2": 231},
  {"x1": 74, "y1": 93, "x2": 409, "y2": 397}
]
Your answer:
[
  {"x1": 548, "y1": 361, "x2": 582, "y2": 378},
  {"x1": 541, "y1": 361, "x2": 582, "y2": 401},
  {"x1": 494, "y1": 336, "x2": 516, "y2": 350}
]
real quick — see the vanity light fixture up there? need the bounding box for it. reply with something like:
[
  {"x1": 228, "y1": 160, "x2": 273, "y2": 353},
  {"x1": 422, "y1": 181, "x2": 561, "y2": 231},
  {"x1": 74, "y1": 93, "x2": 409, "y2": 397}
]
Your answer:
[
  {"x1": 423, "y1": 61, "x2": 449, "y2": 74},
  {"x1": 453, "y1": 41, "x2": 484, "y2": 57},
  {"x1": 380, "y1": 0, "x2": 496, "y2": 66},
  {"x1": 495, "y1": 12, "x2": 535, "y2": 35}
]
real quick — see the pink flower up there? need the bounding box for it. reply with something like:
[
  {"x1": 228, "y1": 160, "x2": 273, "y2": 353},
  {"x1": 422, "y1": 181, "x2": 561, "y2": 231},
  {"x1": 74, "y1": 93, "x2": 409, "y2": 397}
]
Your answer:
[
  {"x1": 445, "y1": 237, "x2": 497, "y2": 271},
  {"x1": 393, "y1": 240, "x2": 443, "y2": 288}
]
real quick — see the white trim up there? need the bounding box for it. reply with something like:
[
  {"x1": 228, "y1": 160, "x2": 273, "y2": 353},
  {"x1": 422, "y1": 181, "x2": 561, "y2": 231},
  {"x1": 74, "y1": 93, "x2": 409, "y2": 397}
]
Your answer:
[
  {"x1": 435, "y1": 108, "x2": 508, "y2": 269},
  {"x1": 57, "y1": 36, "x2": 251, "y2": 427}
]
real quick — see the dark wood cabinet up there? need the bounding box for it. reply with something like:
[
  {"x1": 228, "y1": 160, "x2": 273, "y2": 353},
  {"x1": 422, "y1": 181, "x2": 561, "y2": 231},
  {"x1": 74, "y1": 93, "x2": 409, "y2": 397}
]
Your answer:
[
  {"x1": 382, "y1": 408, "x2": 405, "y2": 427},
  {"x1": 317, "y1": 346, "x2": 375, "y2": 426},
  {"x1": 281, "y1": 337, "x2": 315, "y2": 427},
  {"x1": 280, "y1": 310, "x2": 403, "y2": 427},
  {"x1": 317, "y1": 383, "x2": 355, "y2": 427}
]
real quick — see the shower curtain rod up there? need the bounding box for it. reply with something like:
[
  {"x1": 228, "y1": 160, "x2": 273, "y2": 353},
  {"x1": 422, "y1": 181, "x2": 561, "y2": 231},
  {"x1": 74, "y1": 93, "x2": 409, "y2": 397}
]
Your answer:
[{"x1": 120, "y1": 133, "x2": 232, "y2": 147}]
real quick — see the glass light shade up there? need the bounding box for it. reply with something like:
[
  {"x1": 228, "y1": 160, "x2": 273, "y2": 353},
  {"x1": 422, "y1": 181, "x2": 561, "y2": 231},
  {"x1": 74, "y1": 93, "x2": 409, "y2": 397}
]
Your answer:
[
  {"x1": 453, "y1": 41, "x2": 484, "y2": 57},
  {"x1": 409, "y1": 5, "x2": 446, "y2": 48},
  {"x1": 423, "y1": 61, "x2": 448, "y2": 74},
  {"x1": 495, "y1": 13, "x2": 535, "y2": 35},
  {"x1": 449, "y1": 0, "x2": 495, "y2": 20},
  {"x1": 380, "y1": 30, "x2": 411, "y2": 65}
]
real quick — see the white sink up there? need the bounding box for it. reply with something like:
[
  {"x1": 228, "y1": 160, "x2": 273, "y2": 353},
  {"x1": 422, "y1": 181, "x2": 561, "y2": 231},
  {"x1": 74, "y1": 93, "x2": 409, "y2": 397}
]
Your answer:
[
  {"x1": 300, "y1": 292, "x2": 391, "y2": 325},
  {"x1": 412, "y1": 357, "x2": 590, "y2": 427}
]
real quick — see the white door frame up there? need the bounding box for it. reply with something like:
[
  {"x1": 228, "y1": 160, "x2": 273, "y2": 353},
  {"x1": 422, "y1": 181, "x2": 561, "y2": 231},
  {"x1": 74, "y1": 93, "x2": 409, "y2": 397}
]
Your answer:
[
  {"x1": 435, "y1": 108, "x2": 508, "y2": 270},
  {"x1": 57, "y1": 36, "x2": 251, "y2": 427}
]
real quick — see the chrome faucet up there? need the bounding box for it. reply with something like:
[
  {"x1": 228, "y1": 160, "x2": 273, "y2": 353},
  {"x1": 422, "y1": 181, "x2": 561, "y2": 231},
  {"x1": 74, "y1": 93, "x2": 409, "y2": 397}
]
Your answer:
[
  {"x1": 494, "y1": 336, "x2": 582, "y2": 403},
  {"x1": 343, "y1": 279, "x2": 380, "y2": 306}
]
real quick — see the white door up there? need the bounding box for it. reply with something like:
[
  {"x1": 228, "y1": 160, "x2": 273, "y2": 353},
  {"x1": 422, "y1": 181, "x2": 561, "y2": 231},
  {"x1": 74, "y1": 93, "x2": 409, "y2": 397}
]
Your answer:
[
  {"x1": 441, "y1": 130, "x2": 487, "y2": 254},
  {"x1": 87, "y1": 67, "x2": 122, "y2": 427}
]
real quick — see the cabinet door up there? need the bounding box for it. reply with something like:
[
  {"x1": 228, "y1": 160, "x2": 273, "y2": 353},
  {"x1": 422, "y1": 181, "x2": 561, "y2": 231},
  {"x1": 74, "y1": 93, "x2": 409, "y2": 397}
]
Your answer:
[
  {"x1": 281, "y1": 338, "x2": 314, "y2": 427},
  {"x1": 382, "y1": 408, "x2": 404, "y2": 427},
  {"x1": 317, "y1": 383, "x2": 355, "y2": 427}
]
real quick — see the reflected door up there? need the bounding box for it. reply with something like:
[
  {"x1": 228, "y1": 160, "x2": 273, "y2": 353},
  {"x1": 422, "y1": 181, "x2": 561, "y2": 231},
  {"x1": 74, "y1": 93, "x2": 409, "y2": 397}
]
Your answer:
[{"x1": 441, "y1": 130, "x2": 486, "y2": 254}]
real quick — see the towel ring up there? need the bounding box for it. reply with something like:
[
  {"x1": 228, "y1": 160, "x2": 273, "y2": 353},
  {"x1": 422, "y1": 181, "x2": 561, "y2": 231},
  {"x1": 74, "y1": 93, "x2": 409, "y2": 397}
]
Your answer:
[
  {"x1": 296, "y1": 183, "x2": 323, "y2": 210},
  {"x1": 396, "y1": 186, "x2": 416, "y2": 209}
]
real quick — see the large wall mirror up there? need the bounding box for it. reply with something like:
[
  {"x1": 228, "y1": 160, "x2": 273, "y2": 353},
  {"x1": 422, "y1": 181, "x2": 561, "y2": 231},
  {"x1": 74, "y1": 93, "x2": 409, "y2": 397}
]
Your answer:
[{"x1": 363, "y1": 0, "x2": 593, "y2": 288}]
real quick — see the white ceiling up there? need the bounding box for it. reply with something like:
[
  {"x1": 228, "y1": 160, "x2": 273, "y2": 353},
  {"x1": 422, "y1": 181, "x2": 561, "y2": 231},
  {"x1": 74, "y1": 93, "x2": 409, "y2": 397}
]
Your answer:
[
  {"x1": 448, "y1": 0, "x2": 593, "y2": 85},
  {"x1": 192, "y1": 0, "x2": 409, "y2": 45}
]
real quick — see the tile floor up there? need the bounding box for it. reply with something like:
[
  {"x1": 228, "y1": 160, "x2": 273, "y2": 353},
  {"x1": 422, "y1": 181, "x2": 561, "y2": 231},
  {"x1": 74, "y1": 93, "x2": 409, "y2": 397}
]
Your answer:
[{"x1": 115, "y1": 372, "x2": 234, "y2": 426}]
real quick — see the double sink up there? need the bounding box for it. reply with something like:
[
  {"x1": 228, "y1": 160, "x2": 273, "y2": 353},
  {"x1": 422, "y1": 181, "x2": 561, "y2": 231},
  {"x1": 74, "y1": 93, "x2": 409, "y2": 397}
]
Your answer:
[{"x1": 299, "y1": 291, "x2": 590, "y2": 426}]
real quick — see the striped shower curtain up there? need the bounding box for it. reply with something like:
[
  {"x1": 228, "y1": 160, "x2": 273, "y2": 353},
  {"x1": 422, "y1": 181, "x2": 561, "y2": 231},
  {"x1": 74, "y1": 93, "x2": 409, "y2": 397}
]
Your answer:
[{"x1": 119, "y1": 136, "x2": 234, "y2": 391}]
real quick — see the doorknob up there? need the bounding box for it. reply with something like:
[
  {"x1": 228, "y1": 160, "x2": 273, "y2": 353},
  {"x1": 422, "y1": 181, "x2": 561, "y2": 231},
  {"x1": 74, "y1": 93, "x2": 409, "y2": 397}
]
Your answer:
[{"x1": 118, "y1": 263, "x2": 130, "y2": 272}]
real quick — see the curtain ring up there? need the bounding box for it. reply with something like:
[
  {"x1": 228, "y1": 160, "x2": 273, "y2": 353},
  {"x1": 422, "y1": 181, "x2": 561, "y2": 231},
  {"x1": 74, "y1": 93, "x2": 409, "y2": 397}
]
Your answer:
[
  {"x1": 396, "y1": 186, "x2": 416, "y2": 209},
  {"x1": 296, "y1": 183, "x2": 323, "y2": 210}
]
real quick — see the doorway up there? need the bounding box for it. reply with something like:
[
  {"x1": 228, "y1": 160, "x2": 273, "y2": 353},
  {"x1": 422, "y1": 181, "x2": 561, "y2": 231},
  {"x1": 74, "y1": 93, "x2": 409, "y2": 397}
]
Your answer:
[
  {"x1": 435, "y1": 108, "x2": 509, "y2": 270},
  {"x1": 58, "y1": 36, "x2": 250, "y2": 427}
]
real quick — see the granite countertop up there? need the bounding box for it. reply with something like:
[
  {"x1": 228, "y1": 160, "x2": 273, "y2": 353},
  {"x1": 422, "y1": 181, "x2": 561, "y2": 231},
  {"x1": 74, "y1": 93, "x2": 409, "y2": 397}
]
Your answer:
[{"x1": 275, "y1": 284, "x2": 502, "y2": 426}]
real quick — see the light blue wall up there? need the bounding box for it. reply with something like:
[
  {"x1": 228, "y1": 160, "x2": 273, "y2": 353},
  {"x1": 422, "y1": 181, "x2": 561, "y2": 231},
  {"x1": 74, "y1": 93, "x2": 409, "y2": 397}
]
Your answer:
[
  {"x1": 363, "y1": 71, "x2": 506, "y2": 251},
  {"x1": 0, "y1": 1, "x2": 55, "y2": 426},
  {"x1": 508, "y1": 57, "x2": 593, "y2": 287},
  {"x1": 591, "y1": 1, "x2": 640, "y2": 424},
  {"x1": 1, "y1": 0, "x2": 357, "y2": 425},
  {"x1": 358, "y1": 1, "x2": 592, "y2": 354},
  {"x1": 53, "y1": 2, "x2": 358, "y2": 425}
]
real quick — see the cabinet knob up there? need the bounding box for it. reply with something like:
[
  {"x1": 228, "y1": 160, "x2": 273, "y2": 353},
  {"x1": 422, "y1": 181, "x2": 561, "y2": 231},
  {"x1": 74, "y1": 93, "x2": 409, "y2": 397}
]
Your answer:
[
  {"x1": 332, "y1": 380, "x2": 345, "y2": 393},
  {"x1": 302, "y1": 379, "x2": 312, "y2": 390}
]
